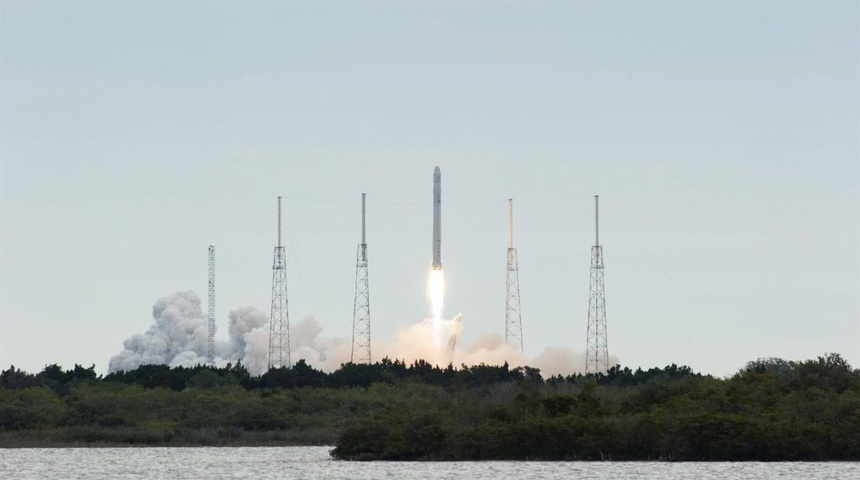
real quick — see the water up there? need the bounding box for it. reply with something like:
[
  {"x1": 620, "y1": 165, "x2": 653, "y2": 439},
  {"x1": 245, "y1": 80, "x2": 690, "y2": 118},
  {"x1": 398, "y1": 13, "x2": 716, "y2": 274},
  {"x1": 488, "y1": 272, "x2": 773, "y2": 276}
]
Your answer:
[{"x1": 0, "y1": 446, "x2": 856, "y2": 479}]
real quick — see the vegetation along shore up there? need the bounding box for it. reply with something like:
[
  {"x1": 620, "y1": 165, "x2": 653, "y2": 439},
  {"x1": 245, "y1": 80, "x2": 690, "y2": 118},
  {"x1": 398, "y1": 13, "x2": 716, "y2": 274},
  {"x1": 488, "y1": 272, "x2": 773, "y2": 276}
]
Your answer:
[{"x1": 1, "y1": 353, "x2": 857, "y2": 460}]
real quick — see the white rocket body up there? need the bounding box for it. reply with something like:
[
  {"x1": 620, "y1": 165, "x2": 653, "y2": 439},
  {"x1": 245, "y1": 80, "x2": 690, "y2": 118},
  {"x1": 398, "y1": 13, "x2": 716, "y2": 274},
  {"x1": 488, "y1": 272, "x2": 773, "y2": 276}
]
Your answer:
[{"x1": 432, "y1": 166, "x2": 442, "y2": 270}]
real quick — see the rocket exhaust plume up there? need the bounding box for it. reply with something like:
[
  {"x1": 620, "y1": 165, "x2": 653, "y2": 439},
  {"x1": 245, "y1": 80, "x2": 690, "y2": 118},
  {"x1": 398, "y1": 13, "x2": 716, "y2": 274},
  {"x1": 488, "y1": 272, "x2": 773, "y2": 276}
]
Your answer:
[{"x1": 427, "y1": 269, "x2": 444, "y2": 324}]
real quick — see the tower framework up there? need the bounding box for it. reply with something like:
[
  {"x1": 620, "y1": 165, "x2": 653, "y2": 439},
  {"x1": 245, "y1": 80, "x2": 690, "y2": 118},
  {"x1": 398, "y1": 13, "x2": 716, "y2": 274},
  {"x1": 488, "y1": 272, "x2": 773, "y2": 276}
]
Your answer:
[
  {"x1": 207, "y1": 245, "x2": 215, "y2": 364},
  {"x1": 351, "y1": 193, "x2": 371, "y2": 364},
  {"x1": 505, "y1": 199, "x2": 523, "y2": 352},
  {"x1": 268, "y1": 196, "x2": 291, "y2": 369},
  {"x1": 585, "y1": 195, "x2": 609, "y2": 374}
]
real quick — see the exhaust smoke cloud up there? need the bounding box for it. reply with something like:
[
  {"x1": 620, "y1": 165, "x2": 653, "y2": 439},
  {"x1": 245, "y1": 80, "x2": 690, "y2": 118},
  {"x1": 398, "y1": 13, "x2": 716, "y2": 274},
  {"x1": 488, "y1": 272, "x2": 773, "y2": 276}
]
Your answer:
[{"x1": 109, "y1": 291, "x2": 609, "y2": 377}]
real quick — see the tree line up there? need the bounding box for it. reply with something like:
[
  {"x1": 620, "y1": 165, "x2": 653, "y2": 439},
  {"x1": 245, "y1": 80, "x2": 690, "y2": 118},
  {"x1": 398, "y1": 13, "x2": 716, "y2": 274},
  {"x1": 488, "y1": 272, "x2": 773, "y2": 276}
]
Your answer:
[{"x1": 1, "y1": 354, "x2": 858, "y2": 460}]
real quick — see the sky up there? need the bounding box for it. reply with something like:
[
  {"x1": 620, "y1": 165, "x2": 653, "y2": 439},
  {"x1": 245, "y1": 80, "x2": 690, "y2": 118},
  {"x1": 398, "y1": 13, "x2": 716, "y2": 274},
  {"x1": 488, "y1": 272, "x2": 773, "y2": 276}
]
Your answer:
[{"x1": 1, "y1": 1, "x2": 858, "y2": 377}]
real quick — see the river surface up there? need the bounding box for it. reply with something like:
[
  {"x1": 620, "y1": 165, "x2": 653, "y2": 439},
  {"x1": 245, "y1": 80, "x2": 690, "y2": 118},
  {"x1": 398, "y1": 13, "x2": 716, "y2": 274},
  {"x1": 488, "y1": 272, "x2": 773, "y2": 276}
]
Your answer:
[{"x1": 1, "y1": 446, "x2": 856, "y2": 479}]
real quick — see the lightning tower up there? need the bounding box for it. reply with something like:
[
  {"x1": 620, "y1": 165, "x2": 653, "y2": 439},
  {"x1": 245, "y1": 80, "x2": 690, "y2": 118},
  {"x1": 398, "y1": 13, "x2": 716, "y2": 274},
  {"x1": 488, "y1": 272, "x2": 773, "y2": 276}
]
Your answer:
[
  {"x1": 268, "y1": 196, "x2": 291, "y2": 369},
  {"x1": 505, "y1": 199, "x2": 523, "y2": 352},
  {"x1": 585, "y1": 195, "x2": 609, "y2": 374},
  {"x1": 351, "y1": 193, "x2": 371, "y2": 364},
  {"x1": 207, "y1": 245, "x2": 216, "y2": 364}
]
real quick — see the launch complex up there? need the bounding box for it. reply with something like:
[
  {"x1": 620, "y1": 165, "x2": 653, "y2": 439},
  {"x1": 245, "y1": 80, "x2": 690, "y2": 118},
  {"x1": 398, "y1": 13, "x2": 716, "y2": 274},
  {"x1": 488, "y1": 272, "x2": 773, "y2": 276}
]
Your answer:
[{"x1": 212, "y1": 166, "x2": 610, "y2": 374}]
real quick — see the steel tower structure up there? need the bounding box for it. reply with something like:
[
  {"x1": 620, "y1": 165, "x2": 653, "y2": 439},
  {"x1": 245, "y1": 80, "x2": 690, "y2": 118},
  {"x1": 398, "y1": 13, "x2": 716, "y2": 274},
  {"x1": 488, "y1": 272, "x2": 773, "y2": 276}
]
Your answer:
[
  {"x1": 505, "y1": 198, "x2": 523, "y2": 352},
  {"x1": 585, "y1": 195, "x2": 609, "y2": 374},
  {"x1": 351, "y1": 193, "x2": 371, "y2": 364},
  {"x1": 268, "y1": 196, "x2": 291, "y2": 369},
  {"x1": 207, "y1": 245, "x2": 216, "y2": 364}
]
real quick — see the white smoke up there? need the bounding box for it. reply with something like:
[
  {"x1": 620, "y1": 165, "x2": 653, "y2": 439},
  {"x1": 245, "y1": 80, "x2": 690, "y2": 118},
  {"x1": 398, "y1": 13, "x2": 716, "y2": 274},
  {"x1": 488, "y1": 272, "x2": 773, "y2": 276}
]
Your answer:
[
  {"x1": 290, "y1": 317, "x2": 351, "y2": 371},
  {"x1": 110, "y1": 291, "x2": 603, "y2": 378},
  {"x1": 109, "y1": 291, "x2": 209, "y2": 372},
  {"x1": 221, "y1": 306, "x2": 269, "y2": 375},
  {"x1": 287, "y1": 312, "x2": 594, "y2": 377},
  {"x1": 221, "y1": 306, "x2": 267, "y2": 362},
  {"x1": 108, "y1": 291, "x2": 271, "y2": 375},
  {"x1": 238, "y1": 323, "x2": 270, "y2": 376}
]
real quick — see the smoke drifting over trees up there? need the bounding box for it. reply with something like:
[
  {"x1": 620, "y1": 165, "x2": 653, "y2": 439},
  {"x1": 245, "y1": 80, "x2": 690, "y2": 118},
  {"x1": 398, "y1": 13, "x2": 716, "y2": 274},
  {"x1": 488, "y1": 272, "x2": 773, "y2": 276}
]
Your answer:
[
  {"x1": 109, "y1": 291, "x2": 604, "y2": 377},
  {"x1": 109, "y1": 292, "x2": 270, "y2": 375},
  {"x1": 109, "y1": 292, "x2": 210, "y2": 372}
]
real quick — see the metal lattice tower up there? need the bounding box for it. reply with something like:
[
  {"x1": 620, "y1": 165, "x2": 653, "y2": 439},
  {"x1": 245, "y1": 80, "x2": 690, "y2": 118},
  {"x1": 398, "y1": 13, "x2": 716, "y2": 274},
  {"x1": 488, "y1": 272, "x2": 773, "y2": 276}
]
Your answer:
[
  {"x1": 207, "y1": 245, "x2": 216, "y2": 364},
  {"x1": 351, "y1": 193, "x2": 371, "y2": 364},
  {"x1": 268, "y1": 196, "x2": 291, "y2": 369},
  {"x1": 585, "y1": 195, "x2": 609, "y2": 374},
  {"x1": 505, "y1": 198, "x2": 523, "y2": 352}
]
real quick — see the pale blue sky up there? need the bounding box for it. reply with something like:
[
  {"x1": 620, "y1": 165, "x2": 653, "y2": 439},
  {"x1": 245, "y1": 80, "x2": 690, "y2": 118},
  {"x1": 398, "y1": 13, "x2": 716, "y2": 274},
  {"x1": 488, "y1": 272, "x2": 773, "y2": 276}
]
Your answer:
[{"x1": 1, "y1": 1, "x2": 858, "y2": 376}]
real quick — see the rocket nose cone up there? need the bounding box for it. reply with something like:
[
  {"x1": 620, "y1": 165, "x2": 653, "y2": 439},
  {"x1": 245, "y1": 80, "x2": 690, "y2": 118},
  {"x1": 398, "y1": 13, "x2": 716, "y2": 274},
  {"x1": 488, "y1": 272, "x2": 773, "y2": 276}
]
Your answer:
[{"x1": 434, "y1": 166, "x2": 440, "y2": 175}]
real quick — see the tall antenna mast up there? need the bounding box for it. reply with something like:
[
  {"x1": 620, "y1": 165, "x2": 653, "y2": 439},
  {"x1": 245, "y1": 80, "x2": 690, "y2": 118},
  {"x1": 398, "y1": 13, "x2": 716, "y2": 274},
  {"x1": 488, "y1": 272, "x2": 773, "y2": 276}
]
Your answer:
[
  {"x1": 585, "y1": 195, "x2": 609, "y2": 374},
  {"x1": 268, "y1": 196, "x2": 291, "y2": 369},
  {"x1": 278, "y1": 194, "x2": 282, "y2": 248},
  {"x1": 208, "y1": 245, "x2": 216, "y2": 364},
  {"x1": 595, "y1": 194, "x2": 599, "y2": 247},
  {"x1": 505, "y1": 198, "x2": 523, "y2": 352},
  {"x1": 351, "y1": 193, "x2": 371, "y2": 364}
]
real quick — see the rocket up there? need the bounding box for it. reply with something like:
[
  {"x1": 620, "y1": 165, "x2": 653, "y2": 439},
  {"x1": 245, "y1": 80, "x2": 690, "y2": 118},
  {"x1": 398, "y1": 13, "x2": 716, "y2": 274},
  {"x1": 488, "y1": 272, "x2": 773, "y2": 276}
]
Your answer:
[{"x1": 432, "y1": 166, "x2": 442, "y2": 270}]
